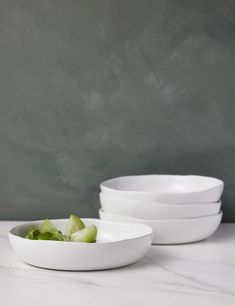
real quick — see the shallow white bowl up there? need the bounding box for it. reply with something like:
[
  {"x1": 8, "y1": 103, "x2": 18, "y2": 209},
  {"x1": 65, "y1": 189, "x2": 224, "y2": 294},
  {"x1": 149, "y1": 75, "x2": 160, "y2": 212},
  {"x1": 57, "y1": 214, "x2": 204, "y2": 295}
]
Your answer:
[
  {"x1": 99, "y1": 210, "x2": 222, "y2": 244},
  {"x1": 100, "y1": 193, "x2": 222, "y2": 219},
  {"x1": 101, "y1": 175, "x2": 224, "y2": 204},
  {"x1": 9, "y1": 218, "x2": 152, "y2": 271}
]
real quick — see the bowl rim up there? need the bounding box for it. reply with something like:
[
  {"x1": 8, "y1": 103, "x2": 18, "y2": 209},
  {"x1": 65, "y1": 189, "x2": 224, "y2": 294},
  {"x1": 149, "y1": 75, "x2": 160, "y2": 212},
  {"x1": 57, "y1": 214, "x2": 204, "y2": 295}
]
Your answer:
[
  {"x1": 8, "y1": 218, "x2": 153, "y2": 245},
  {"x1": 100, "y1": 175, "x2": 224, "y2": 195},
  {"x1": 99, "y1": 192, "x2": 222, "y2": 207},
  {"x1": 99, "y1": 209, "x2": 223, "y2": 223}
]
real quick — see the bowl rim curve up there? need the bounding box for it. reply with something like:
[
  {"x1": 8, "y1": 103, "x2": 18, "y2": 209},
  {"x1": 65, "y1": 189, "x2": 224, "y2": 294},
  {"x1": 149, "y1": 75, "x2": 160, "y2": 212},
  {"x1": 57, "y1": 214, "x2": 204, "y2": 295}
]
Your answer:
[
  {"x1": 99, "y1": 209, "x2": 223, "y2": 223},
  {"x1": 99, "y1": 192, "x2": 222, "y2": 207},
  {"x1": 100, "y1": 174, "x2": 224, "y2": 194},
  {"x1": 8, "y1": 218, "x2": 153, "y2": 245}
]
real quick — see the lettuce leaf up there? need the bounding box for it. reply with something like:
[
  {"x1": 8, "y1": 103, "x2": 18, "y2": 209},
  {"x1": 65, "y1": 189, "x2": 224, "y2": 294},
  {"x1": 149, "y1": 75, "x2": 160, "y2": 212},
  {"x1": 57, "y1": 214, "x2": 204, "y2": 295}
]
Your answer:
[
  {"x1": 25, "y1": 228, "x2": 40, "y2": 240},
  {"x1": 70, "y1": 225, "x2": 97, "y2": 243},
  {"x1": 39, "y1": 219, "x2": 58, "y2": 234},
  {"x1": 24, "y1": 215, "x2": 96, "y2": 243},
  {"x1": 66, "y1": 214, "x2": 85, "y2": 236}
]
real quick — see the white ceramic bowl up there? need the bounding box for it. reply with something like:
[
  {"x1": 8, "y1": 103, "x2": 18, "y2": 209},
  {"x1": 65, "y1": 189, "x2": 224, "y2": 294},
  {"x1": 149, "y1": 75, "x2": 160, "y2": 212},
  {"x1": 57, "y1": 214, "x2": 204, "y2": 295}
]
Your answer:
[
  {"x1": 101, "y1": 175, "x2": 224, "y2": 204},
  {"x1": 100, "y1": 193, "x2": 222, "y2": 219},
  {"x1": 9, "y1": 218, "x2": 152, "y2": 271},
  {"x1": 99, "y1": 210, "x2": 222, "y2": 244}
]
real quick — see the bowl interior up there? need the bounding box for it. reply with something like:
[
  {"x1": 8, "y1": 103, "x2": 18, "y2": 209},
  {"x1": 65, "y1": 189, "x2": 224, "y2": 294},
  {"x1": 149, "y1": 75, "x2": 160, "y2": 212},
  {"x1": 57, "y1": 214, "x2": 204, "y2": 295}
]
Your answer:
[
  {"x1": 102, "y1": 175, "x2": 223, "y2": 193},
  {"x1": 10, "y1": 218, "x2": 152, "y2": 243}
]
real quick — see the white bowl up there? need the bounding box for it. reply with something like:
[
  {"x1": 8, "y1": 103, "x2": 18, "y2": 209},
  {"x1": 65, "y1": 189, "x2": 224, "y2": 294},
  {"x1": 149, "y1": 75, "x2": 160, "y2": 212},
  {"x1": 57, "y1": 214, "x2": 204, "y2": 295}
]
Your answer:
[
  {"x1": 100, "y1": 193, "x2": 222, "y2": 219},
  {"x1": 100, "y1": 175, "x2": 224, "y2": 204},
  {"x1": 9, "y1": 218, "x2": 152, "y2": 271},
  {"x1": 99, "y1": 210, "x2": 222, "y2": 244}
]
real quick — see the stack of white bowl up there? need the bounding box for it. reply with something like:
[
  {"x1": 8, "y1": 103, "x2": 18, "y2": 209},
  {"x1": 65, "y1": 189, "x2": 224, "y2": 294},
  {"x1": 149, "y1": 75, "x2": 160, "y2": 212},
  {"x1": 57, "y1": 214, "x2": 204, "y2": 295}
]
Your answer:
[{"x1": 99, "y1": 175, "x2": 224, "y2": 244}]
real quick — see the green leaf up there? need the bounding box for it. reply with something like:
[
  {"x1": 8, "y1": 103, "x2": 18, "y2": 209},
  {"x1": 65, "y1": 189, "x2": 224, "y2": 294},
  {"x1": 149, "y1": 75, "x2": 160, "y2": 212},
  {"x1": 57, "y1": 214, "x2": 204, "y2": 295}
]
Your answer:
[
  {"x1": 39, "y1": 219, "x2": 58, "y2": 234},
  {"x1": 51, "y1": 231, "x2": 68, "y2": 241},
  {"x1": 66, "y1": 214, "x2": 85, "y2": 236},
  {"x1": 36, "y1": 231, "x2": 67, "y2": 241},
  {"x1": 37, "y1": 232, "x2": 53, "y2": 240},
  {"x1": 39, "y1": 219, "x2": 67, "y2": 241},
  {"x1": 25, "y1": 228, "x2": 40, "y2": 240},
  {"x1": 24, "y1": 217, "x2": 96, "y2": 243},
  {"x1": 70, "y1": 225, "x2": 97, "y2": 243}
]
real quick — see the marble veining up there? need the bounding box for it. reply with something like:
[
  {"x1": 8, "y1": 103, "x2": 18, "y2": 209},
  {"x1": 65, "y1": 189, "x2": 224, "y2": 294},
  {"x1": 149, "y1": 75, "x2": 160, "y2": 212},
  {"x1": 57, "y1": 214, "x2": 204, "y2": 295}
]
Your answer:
[{"x1": 1, "y1": 221, "x2": 235, "y2": 305}]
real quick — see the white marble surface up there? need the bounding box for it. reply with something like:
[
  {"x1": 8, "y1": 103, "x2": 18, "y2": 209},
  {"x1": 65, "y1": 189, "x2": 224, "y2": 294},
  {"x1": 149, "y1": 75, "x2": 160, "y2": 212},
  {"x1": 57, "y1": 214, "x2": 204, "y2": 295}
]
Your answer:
[{"x1": 1, "y1": 221, "x2": 235, "y2": 306}]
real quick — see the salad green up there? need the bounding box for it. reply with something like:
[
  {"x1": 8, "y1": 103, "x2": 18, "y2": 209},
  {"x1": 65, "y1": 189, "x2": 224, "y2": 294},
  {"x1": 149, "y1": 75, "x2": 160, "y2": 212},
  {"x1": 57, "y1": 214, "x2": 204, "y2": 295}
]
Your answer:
[
  {"x1": 70, "y1": 225, "x2": 97, "y2": 243},
  {"x1": 66, "y1": 214, "x2": 85, "y2": 236},
  {"x1": 25, "y1": 215, "x2": 97, "y2": 243}
]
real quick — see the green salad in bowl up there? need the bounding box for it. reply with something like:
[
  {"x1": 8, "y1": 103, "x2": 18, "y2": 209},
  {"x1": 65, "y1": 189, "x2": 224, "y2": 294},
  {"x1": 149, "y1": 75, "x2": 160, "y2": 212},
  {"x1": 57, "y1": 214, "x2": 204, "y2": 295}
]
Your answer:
[{"x1": 25, "y1": 214, "x2": 97, "y2": 243}]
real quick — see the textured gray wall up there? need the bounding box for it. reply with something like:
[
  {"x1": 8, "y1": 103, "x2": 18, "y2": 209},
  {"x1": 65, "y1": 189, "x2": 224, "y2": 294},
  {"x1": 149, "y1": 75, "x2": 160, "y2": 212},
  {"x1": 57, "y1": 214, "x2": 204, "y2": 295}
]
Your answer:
[{"x1": 0, "y1": 0, "x2": 234, "y2": 221}]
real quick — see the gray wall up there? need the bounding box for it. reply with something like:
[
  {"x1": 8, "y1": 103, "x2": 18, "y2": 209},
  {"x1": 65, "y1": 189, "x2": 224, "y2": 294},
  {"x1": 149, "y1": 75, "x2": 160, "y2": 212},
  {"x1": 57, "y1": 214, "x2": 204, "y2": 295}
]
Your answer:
[{"x1": 0, "y1": 0, "x2": 234, "y2": 221}]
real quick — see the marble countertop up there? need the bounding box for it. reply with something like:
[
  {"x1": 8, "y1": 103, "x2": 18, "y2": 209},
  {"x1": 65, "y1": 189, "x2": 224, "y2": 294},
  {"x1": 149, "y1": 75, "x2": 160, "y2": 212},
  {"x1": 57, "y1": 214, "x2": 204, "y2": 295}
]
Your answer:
[{"x1": 1, "y1": 222, "x2": 235, "y2": 306}]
